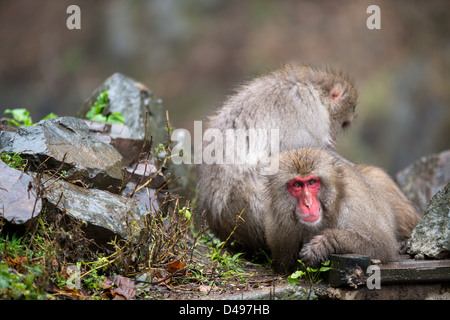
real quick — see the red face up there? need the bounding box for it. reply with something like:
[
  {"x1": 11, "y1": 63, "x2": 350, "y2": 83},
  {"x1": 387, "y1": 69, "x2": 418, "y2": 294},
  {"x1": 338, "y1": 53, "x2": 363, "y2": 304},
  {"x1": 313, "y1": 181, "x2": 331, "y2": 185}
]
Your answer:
[{"x1": 287, "y1": 176, "x2": 321, "y2": 224}]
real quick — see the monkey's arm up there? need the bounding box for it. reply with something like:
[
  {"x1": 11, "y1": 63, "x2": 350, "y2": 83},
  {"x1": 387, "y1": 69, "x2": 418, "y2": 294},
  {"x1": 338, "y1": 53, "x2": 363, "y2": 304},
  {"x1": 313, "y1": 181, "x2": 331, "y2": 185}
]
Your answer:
[{"x1": 299, "y1": 228, "x2": 385, "y2": 267}]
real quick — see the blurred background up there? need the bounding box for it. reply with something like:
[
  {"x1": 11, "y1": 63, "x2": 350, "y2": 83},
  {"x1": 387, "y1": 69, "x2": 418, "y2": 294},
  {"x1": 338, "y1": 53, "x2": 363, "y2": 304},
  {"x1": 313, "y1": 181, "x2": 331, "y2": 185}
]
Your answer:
[{"x1": 1, "y1": 0, "x2": 449, "y2": 178}]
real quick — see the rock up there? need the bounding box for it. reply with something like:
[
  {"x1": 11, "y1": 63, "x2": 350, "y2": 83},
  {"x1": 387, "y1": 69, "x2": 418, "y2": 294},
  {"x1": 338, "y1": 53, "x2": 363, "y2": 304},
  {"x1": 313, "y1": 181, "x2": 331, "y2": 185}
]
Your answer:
[
  {"x1": 122, "y1": 160, "x2": 170, "y2": 213},
  {"x1": 42, "y1": 175, "x2": 148, "y2": 243},
  {"x1": 395, "y1": 150, "x2": 450, "y2": 215},
  {"x1": 407, "y1": 182, "x2": 450, "y2": 259},
  {"x1": 78, "y1": 73, "x2": 195, "y2": 197},
  {"x1": 0, "y1": 117, "x2": 124, "y2": 193},
  {"x1": 77, "y1": 73, "x2": 167, "y2": 145},
  {"x1": 82, "y1": 119, "x2": 170, "y2": 211},
  {"x1": 0, "y1": 162, "x2": 42, "y2": 225}
]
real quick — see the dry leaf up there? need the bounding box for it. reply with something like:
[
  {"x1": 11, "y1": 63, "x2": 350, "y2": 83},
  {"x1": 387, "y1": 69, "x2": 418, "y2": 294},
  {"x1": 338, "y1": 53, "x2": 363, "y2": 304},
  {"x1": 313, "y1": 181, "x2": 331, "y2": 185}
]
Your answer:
[
  {"x1": 52, "y1": 285, "x2": 86, "y2": 300},
  {"x1": 167, "y1": 260, "x2": 184, "y2": 274},
  {"x1": 102, "y1": 275, "x2": 136, "y2": 300},
  {"x1": 5, "y1": 256, "x2": 28, "y2": 273}
]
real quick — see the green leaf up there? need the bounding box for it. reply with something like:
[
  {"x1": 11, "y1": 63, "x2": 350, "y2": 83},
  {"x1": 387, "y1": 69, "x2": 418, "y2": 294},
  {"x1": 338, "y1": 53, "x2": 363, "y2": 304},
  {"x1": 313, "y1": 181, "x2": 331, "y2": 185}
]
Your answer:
[
  {"x1": 90, "y1": 113, "x2": 108, "y2": 122},
  {"x1": 319, "y1": 266, "x2": 331, "y2": 272},
  {"x1": 231, "y1": 252, "x2": 244, "y2": 262},
  {"x1": 178, "y1": 206, "x2": 192, "y2": 220},
  {"x1": 85, "y1": 90, "x2": 125, "y2": 125},
  {"x1": 4, "y1": 108, "x2": 33, "y2": 126},
  {"x1": 106, "y1": 112, "x2": 125, "y2": 124},
  {"x1": 4, "y1": 108, "x2": 29, "y2": 122},
  {"x1": 307, "y1": 266, "x2": 318, "y2": 273},
  {"x1": 289, "y1": 270, "x2": 306, "y2": 279},
  {"x1": 42, "y1": 112, "x2": 58, "y2": 120}
]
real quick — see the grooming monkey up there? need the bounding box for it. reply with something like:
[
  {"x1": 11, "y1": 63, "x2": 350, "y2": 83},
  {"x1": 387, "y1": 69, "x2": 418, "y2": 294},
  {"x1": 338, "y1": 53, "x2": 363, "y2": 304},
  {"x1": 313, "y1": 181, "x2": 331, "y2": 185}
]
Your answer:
[
  {"x1": 264, "y1": 148, "x2": 419, "y2": 271},
  {"x1": 198, "y1": 64, "x2": 358, "y2": 251}
]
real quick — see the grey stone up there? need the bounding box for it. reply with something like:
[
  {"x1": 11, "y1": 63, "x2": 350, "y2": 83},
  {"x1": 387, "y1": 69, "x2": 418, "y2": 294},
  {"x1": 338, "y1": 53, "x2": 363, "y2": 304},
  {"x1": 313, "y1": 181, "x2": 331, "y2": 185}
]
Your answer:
[
  {"x1": 0, "y1": 162, "x2": 41, "y2": 225},
  {"x1": 0, "y1": 117, "x2": 123, "y2": 193},
  {"x1": 42, "y1": 175, "x2": 148, "y2": 243},
  {"x1": 395, "y1": 149, "x2": 450, "y2": 215},
  {"x1": 84, "y1": 119, "x2": 151, "y2": 167},
  {"x1": 78, "y1": 72, "x2": 167, "y2": 145}
]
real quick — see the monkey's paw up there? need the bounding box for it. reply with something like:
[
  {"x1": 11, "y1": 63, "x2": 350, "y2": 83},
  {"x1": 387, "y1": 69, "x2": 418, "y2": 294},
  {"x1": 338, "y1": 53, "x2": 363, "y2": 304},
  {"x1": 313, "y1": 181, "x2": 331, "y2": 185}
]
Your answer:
[{"x1": 299, "y1": 234, "x2": 333, "y2": 267}]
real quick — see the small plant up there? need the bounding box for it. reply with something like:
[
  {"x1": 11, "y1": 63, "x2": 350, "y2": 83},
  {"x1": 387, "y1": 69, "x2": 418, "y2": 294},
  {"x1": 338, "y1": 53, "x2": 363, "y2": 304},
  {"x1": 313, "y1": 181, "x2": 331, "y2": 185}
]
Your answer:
[
  {"x1": 288, "y1": 259, "x2": 331, "y2": 285},
  {"x1": 3, "y1": 108, "x2": 33, "y2": 126},
  {"x1": 85, "y1": 90, "x2": 125, "y2": 125},
  {"x1": 288, "y1": 259, "x2": 331, "y2": 299},
  {"x1": 0, "y1": 262, "x2": 45, "y2": 300},
  {"x1": 3, "y1": 108, "x2": 57, "y2": 127},
  {"x1": 79, "y1": 257, "x2": 108, "y2": 295},
  {"x1": 210, "y1": 240, "x2": 245, "y2": 275},
  {"x1": 178, "y1": 206, "x2": 192, "y2": 221},
  {"x1": 0, "y1": 229, "x2": 51, "y2": 300}
]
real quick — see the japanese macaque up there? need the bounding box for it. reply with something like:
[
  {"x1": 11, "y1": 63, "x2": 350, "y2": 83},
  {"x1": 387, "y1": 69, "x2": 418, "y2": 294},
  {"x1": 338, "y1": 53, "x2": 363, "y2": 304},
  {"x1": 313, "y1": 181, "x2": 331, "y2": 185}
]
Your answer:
[
  {"x1": 356, "y1": 165, "x2": 421, "y2": 252},
  {"x1": 198, "y1": 64, "x2": 358, "y2": 251},
  {"x1": 264, "y1": 148, "x2": 420, "y2": 272}
]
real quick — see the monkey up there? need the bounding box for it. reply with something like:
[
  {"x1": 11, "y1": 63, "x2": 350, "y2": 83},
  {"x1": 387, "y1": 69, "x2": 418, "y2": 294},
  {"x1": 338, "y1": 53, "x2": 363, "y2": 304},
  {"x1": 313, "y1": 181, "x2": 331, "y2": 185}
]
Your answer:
[
  {"x1": 263, "y1": 147, "x2": 418, "y2": 272},
  {"x1": 197, "y1": 64, "x2": 358, "y2": 252}
]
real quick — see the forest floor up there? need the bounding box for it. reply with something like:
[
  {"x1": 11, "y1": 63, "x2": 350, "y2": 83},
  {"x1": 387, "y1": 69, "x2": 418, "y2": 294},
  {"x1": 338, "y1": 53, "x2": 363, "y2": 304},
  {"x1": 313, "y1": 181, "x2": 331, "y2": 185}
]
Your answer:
[{"x1": 0, "y1": 207, "x2": 323, "y2": 300}]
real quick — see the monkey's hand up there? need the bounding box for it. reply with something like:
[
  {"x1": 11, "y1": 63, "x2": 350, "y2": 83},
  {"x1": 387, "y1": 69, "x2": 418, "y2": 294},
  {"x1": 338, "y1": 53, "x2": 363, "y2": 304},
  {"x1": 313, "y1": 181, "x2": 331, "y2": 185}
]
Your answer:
[{"x1": 299, "y1": 232, "x2": 335, "y2": 267}]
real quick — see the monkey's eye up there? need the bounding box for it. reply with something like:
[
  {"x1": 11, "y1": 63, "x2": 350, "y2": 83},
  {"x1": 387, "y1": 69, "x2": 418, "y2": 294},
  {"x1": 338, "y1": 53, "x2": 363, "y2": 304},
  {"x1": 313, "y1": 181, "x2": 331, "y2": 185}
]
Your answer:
[
  {"x1": 308, "y1": 179, "x2": 317, "y2": 186},
  {"x1": 293, "y1": 182, "x2": 302, "y2": 188},
  {"x1": 342, "y1": 121, "x2": 351, "y2": 129}
]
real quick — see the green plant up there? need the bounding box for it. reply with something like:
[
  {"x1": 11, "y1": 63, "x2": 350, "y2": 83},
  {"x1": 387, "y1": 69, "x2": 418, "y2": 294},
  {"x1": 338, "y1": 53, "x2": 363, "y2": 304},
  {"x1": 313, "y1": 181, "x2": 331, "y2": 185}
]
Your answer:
[
  {"x1": 85, "y1": 90, "x2": 125, "y2": 124},
  {"x1": 3, "y1": 108, "x2": 57, "y2": 127},
  {"x1": 0, "y1": 263, "x2": 45, "y2": 300},
  {"x1": 209, "y1": 240, "x2": 245, "y2": 275},
  {"x1": 288, "y1": 259, "x2": 331, "y2": 285},
  {"x1": 0, "y1": 151, "x2": 27, "y2": 171},
  {"x1": 0, "y1": 233, "x2": 27, "y2": 258},
  {"x1": 288, "y1": 259, "x2": 331, "y2": 299},
  {"x1": 0, "y1": 230, "x2": 50, "y2": 300},
  {"x1": 178, "y1": 206, "x2": 192, "y2": 221},
  {"x1": 80, "y1": 258, "x2": 108, "y2": 294}
]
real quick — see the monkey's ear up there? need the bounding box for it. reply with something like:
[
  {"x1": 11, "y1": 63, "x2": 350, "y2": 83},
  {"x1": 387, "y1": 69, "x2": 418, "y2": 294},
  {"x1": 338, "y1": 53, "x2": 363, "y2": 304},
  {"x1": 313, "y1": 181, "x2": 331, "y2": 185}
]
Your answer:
[{"x1": 329, "y1": 84, "x2": 344, "y2": 103}]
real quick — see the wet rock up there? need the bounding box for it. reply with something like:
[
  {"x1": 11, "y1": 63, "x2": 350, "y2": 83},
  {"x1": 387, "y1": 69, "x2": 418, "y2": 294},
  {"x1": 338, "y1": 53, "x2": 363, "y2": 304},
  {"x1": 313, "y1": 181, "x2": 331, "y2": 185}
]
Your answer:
[
  {"x1": 122, "y1": 160, "x2": 169, "y2": 213},
  {"x1": 78, "y1": 73, "x2": 195, "y2": 196},
  {"x1": 83, "y1": 120, "x2": 152, "y2": 167},
  {"x1": 0, "y1": 162, "x2": 41, "y2": 225},
  {"x1": 395, "y1": 150, "x2": 450, "y2": 215},
  {"x1": 42, "y1": 175, "x2": 148, "y2": 243},
  {"x1": 0, "y1": 117, "x2": 123, "y2": 193},
  {"x1": 77, "y1": 73, "x2": 167, "y2": 145},
  {"x1": 407, "y1": 182, "x2": 450, "y2": 259}
]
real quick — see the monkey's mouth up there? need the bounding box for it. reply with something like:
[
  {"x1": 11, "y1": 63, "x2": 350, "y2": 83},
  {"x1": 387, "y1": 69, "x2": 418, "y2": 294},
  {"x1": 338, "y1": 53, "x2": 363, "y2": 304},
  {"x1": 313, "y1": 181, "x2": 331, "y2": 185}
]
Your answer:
[
  {"x1": 296, "y1": 208, "x2": 322, "y2": 224},
  {"x1": 299, "y1": 213, "x2": 321, "y2": 223}
]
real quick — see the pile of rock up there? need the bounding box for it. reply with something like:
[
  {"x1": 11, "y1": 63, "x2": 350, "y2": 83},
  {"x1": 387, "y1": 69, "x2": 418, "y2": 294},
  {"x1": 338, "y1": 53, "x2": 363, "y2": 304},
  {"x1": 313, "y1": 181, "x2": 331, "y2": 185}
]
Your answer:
[{"x1": 0, "y1": 74, "x2": 170, "y2": 244}]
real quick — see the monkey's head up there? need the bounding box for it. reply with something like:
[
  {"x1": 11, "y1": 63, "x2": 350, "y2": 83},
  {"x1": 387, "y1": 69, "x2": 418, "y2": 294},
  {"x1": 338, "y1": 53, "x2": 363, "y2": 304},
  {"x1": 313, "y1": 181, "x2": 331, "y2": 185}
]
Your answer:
[
  {"x1": 267, "y1": 148, "x2": 342, "y2": 227},
  {"x1": 275, "y1": 64, "x2": 358, "y2": 149},
  {"x1": 314, "y1": 69, "x2": 358, "y2": 147}
]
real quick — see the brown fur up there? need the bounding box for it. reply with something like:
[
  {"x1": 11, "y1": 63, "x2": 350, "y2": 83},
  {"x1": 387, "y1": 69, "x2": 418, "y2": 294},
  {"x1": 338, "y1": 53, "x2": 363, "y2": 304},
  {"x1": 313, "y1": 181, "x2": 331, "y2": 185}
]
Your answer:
[
  {"x1": 264, "y1": 148, "x2": 402, "y2": 272},
  {"x1": 356, "y1": 165, "x2": 421, "y2": 251}
]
